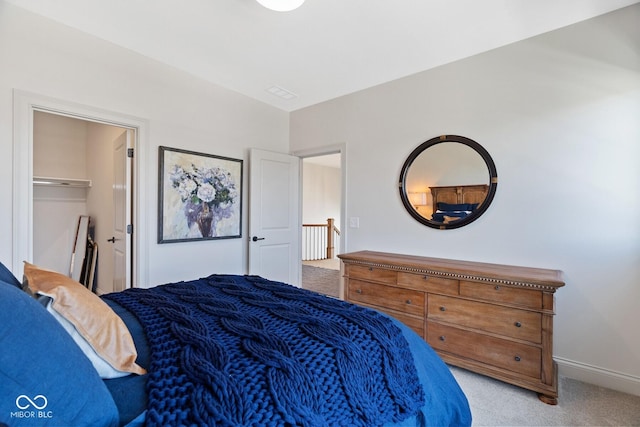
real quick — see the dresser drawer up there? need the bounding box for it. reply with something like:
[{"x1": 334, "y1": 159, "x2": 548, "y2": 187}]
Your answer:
[
  {"x1": 428, "y1": 295, "x2": 541, "y2": 343},
  {"x1": 460, "y1": 280, "x2": 542, "y2": 309},
  {"x1": 427, "y1": 322, "x2": 542, "y2": 379},
  {"x1": 397, "y1": 272, "x2": 459, "y2": 295},
  {"x1": 346, "y1": 265, "x2": 396, "y2": 285},
  {"x1": 348, "y1": 279, "x2": 424, "y2": 316}
]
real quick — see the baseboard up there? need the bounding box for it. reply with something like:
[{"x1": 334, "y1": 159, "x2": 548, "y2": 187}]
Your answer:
[{"x1": 556, "y1": 357, "x2": 640, "y2": 397}]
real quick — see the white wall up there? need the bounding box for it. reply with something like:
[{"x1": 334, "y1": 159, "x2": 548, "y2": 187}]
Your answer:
[
  {"x1": 302, "y1": 161, "x2": 341, "y2": 226},
  {"x1": 0, "y1": 2, "x2": 289, "y2": 285},
  {"x1": 291, "y1": 5, "x2": 640, "y2": 394}
]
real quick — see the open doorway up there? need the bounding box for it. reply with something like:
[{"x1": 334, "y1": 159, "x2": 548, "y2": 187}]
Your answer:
[
  {"x1": 32, "y1": 110, "x2": 134, "y2": 295},
  {"x1": 13, "y1": 91, "x2": 149, "y2": 288},
  {"x1": 300, "y1": 153, "x2": 342, "y2": 298}
]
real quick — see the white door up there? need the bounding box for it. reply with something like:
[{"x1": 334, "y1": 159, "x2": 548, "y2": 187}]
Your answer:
[
  {"x1": 111, "y1": 130, "x2": 133, "y2": 292},
  {"x1": 249, "y1": 149, "x2": 300, "y2": 286}
]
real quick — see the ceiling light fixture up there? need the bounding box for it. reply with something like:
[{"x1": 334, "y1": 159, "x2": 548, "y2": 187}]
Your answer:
[{"x1": 256, "y1": 0, "x2": 305, "y2": 12}]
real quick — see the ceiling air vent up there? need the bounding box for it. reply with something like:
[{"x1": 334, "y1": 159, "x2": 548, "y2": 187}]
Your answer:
[{"x1": 266, "y1": 85, "x2": 298, "y2": 100}]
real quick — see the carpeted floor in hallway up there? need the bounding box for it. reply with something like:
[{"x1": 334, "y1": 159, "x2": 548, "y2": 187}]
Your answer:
[{"x1": 301, "y1": 260, "x2": 341, "y2": 298}]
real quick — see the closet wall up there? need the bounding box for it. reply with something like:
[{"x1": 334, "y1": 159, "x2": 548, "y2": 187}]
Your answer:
[{"x1": 33, "y1": 111, "x2": 90, "y2": 274}]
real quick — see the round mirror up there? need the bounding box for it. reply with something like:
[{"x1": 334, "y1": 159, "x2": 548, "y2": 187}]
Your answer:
[{"x1": 399, "y1": 135, "x2": 498, "y2": 229}]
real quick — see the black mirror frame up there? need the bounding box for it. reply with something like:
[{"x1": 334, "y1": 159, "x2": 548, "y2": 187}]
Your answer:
[{"x1": 399, "y1": 135, "x2": 498, "y2": 230}]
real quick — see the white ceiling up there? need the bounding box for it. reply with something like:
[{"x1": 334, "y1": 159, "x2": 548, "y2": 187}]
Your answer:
[{"x1": 5, "y1": 0, "x2": 639, "y2": 112}]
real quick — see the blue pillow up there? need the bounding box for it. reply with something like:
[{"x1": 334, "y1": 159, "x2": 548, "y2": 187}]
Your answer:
[
  {"x1": 0, "y1": 281, "x2": 119, "y2": 427},
  {"x1": 432, "y1": 211, "x2": 470, "y2": 222},
  {"x1": 436, "y1": 202, "x2": 478, "y2": 212},
  {"x1": 0, "y1": 261, "x2": 21, "y2": 289}
]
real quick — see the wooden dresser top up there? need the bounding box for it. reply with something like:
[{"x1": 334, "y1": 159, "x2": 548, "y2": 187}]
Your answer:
[{"x1": 338, "y1": 251, "x2": 564, "y2": 291}]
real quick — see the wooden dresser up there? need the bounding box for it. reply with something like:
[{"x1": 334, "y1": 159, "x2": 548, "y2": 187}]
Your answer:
[{"x1": 338, "y1": 250, "x2": 564, "y2": 404}]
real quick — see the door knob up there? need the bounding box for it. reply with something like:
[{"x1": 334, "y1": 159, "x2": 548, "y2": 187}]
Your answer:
[{"x1": 252, "y1": 236, "x2": 265, "y2": 242}]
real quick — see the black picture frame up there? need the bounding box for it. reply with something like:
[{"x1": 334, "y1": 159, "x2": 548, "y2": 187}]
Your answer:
[{"x1": 158, "y1": 146, "x2": 243, "y2": 243}]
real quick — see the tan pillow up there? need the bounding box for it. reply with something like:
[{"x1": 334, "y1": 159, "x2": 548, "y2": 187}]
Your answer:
[{"x1": 23, "y1": 262, "x2": 146, "y2": 376}]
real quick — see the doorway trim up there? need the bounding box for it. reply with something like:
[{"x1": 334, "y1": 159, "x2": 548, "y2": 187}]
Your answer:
[
  {"x1": 293, "y1": 143, "x2": 347, "y2": 256},
  {"x1": 12, "y1": 90, "x2": 149, "y2": 286}
]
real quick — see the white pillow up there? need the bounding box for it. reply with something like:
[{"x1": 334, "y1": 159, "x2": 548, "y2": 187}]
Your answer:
[{"x1": 45, "y1": 300, "x2": 132, "y2": 379}]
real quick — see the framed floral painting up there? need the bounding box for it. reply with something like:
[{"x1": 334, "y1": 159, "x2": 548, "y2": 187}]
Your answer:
[{"x1": 158, "y1": 146, "x2": 243, "y2": 243}]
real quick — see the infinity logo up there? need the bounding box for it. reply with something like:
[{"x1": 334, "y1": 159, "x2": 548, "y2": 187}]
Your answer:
[{"x1": 15, "y1": 395, "x2": 48, "y2": 410}]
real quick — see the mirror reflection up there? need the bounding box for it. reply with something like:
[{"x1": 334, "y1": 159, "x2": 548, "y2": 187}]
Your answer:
[
  {"x1": 70, "y1": 215, "x2": 90, "y2": 281},
  {"x1": 399, "y1": 135, "x2": 498, "y2": 229}
]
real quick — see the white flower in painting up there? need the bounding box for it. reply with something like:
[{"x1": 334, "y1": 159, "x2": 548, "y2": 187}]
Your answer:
[
  {"x1": 197, "y1": 183, "x2": 216, "y2": 203},
  {"x1": 178, "y1": 179, "x2": 197, "y2": 200}
]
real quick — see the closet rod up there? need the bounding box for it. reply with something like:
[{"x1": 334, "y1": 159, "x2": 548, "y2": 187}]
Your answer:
[{"x1": 33, "y1": 176, "x2": 92, "y2": 188}]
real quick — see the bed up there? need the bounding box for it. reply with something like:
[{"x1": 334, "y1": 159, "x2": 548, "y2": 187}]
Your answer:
[
  {"x1": 0, "y1": 261, "x2": 471, "y2": 427},
  {"x1": 429, "y1": 184, "x2": 488, "y2": 223}
]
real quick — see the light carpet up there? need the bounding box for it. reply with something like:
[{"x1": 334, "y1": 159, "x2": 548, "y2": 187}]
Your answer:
[
  {"x1": 451, "y1": 366, "x2": 640, "y2": 426},
  {"x1": 301, "y1": 264, "x2": 340, "y2": 298}
]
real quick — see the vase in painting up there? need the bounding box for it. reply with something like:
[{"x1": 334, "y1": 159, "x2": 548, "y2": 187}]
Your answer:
[{"x1": 196, "y1": 203, "x2": 214, "y2": 237}]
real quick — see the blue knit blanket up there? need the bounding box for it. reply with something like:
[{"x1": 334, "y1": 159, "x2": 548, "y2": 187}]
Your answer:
[{"x1": 105, "y1": 275, "x2": 425, "y2": 426}]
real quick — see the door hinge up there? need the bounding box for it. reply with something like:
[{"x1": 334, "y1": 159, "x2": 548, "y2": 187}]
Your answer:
[
  {"x1": 127, "y1": 148, "x2": 134, "y2": 158},
  {"x1": 127, "y1": 224, "x2": 133, "y2": 234}
]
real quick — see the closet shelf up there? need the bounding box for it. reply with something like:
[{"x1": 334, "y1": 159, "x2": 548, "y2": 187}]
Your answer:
[{"x1": 33, "y1": 176, "x2": 92, "y2": 188}]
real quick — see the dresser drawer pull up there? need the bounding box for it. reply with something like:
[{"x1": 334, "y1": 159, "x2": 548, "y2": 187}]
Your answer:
[
  {"x1": 495, "y1": 285, "x2": 501, "y2": 290},
  {"x1": 439, "y1": 336, "x2": 446, "y2": 342},
  {"x1": 356, "y1": 289, "x2": 362, "y2": 294},
  {"x1": 514, "y1": 321, "x2": 522, "y2": 328},
  {"x1": 406, "y1": 299, "x2": 412, "y2": 305},
  {"x1": 368, "y1": 267, "x2": 373, "y2": 271},
  {"x1": 423, "y1": 275, "x2": 429, "y2": 280},
  {"x1": 514, "y1": 356, "x2": 521, "y2": 362},
  {"x1": 439, "y1": 306, "x2": 446, "y2": 312}
]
